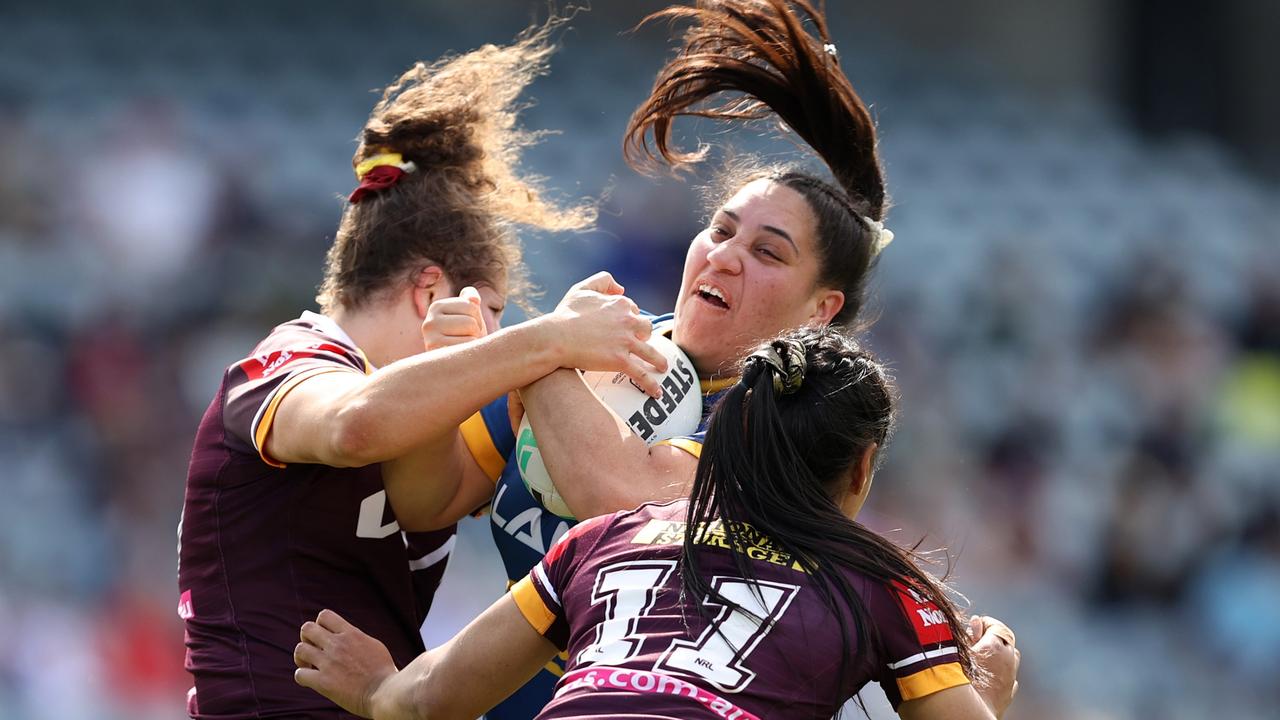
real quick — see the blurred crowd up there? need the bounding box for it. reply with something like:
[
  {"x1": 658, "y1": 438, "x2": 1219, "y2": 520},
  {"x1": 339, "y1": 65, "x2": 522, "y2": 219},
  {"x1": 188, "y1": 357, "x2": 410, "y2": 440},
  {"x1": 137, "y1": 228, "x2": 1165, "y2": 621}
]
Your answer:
[{"x1": 0, "y1": 1, "x2": 1277, "y2": 719}]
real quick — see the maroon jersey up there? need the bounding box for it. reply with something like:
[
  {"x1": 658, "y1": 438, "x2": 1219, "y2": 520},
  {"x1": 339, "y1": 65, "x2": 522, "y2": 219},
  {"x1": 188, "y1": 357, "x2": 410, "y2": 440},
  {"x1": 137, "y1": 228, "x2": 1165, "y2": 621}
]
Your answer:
[
  {"x1": 511, "y1": 501, "x2": 968, "y2": 719},
  {"x1": 178, "y1": 312, "x2": 456, "y2": 719}
]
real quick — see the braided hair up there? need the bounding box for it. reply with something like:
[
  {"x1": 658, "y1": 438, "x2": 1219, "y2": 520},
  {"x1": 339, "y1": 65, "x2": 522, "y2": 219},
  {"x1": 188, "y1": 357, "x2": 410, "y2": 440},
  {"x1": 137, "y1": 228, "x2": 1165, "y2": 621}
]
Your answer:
[{"x1": 682, "y1": 326, "x2": 980, "y2": 706}]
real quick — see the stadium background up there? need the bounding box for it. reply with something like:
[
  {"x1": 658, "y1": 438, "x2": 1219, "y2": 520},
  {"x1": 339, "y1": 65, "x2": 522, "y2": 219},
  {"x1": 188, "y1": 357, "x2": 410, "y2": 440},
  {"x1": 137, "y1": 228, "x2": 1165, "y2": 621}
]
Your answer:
[{"x1": 1, "y1": 0, "x2": 1278, "y2": 718}]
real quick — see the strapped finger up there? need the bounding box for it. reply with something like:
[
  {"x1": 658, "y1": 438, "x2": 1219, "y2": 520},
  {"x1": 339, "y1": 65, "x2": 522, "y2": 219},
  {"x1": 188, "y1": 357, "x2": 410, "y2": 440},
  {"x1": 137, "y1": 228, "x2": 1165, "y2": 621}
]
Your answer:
[
  {"x1": 981, "y1": 616, "x2": 1015, "y2": 647},
  {"x1": 968, "y1": 616, "x2": 984, "y2": 641}
]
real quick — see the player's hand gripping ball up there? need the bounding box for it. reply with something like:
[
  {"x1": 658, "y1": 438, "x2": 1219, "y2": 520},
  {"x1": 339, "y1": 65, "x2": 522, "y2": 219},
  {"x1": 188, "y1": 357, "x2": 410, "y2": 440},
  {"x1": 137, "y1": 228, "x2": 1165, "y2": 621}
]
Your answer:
[{"x1": 516, "y1": 333, "x2": 701, "y2": 519}]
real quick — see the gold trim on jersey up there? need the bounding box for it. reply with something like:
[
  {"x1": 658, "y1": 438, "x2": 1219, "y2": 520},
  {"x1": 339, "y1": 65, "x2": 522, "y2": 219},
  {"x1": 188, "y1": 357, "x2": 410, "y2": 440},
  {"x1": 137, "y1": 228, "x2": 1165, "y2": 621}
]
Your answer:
[
  {"x1": 461, "y1": 412, "x2": 505, "y2": 483},
  {"x1": 511, "y1": 576, "x2": 555, "y2": 635},
  {"x1": 655, "y1": 437, "x2": 703, "y2": 459},
  {"x1": 253, "y1": 367, "x2": 353, "y2": 468},
  {"x1": 699, "y1": 376, "x2": 738, "y2": 394},
  {"x1": 896, "y1": 661, "x2": 969, "y2": 701},
  {"x1": 509, "y1": 578, "x2": 568, "y2": 677}
]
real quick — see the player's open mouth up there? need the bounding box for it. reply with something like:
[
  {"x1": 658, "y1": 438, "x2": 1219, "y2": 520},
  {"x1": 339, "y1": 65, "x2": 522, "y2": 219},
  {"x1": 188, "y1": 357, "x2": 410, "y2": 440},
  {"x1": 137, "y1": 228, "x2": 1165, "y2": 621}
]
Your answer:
[{"x1": 695, "y1": 282, "x2": 730, "y2": 310}]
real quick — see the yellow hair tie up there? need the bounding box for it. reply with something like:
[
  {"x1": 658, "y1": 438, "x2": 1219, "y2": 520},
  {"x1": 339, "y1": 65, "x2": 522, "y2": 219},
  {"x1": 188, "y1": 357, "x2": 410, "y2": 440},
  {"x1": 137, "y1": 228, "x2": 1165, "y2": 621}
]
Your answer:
[{"x1": 354, "y1": 152, "x2": 416, "y2": 180}]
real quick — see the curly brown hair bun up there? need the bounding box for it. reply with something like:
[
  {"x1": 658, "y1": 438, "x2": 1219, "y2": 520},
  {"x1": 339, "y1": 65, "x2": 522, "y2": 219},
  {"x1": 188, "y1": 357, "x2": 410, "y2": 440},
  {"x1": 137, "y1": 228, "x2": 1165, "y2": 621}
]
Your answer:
[{"x1": 318, "y1": 20, "x2": 595, "y2": 312}]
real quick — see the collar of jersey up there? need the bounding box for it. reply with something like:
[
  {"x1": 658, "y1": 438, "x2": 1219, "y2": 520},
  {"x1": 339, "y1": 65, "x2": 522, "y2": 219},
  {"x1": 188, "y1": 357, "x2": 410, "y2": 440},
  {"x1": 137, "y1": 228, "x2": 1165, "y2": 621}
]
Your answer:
[{"x1": 300, "y1": 310, "x2": 375, "y2": 373}]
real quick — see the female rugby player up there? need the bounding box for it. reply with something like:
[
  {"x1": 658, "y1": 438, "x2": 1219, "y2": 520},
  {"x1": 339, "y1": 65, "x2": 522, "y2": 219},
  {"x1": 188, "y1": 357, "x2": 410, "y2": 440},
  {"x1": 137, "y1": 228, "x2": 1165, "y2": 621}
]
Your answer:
[
  {"x1": 294, "y1": 328, "x2": 1021, "y2": 719},
  {"x1": 425, "y1": 2, "x2": 951, "y2": 714},
  {"x1": 177, "y1": 25, "x2": 665, "y2": 719}
]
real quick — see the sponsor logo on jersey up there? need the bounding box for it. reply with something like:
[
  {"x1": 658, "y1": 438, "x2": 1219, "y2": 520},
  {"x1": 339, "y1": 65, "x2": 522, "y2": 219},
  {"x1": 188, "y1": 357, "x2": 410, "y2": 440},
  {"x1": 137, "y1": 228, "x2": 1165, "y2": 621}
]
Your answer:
[
  {"x1": 891, "y1": 580, "x2": 954, "y2": 646},
  {"x1": 240, "y1": 342, "x2": 350, "y2": 380},
  {"x1": 916, "y1": 608, "x2": 947, "y2": 627},
  {"x1": 630, "y1": 519, "x2": 806, "y2": 572},
  {"x1": 559, "y1": 667, "x2": 761, "y2": 720},
  {"x1": 626, "y1": 357, "x2": 697, "y2": 441}
]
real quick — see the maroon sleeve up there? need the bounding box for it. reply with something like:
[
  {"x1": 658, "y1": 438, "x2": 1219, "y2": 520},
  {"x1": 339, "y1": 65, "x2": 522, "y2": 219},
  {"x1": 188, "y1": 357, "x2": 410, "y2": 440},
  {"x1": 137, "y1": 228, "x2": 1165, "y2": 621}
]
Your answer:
[
  {"x1": 222, "y1": 324, "x2": 367, "y2": 467},
  {"x1": 867, "y1": 580, "x2": 970, "y2": 708},
  {"x1": 513, "y1": 514, "x2": 615, "y2": 651}
]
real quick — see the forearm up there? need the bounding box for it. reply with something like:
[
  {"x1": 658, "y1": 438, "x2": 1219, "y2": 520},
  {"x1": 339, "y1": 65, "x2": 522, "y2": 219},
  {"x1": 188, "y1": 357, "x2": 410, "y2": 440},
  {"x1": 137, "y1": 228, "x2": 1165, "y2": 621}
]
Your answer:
[
  {"x1": 520, "y1": 370, "x2": 689, "y2": 518},
  {"x1": 335, "y1": 318, "x2": 563, "y2": 465},
  {"x1": 366, "y1": 650, "x2": 440, "y2": 720},
  {"x1": 370, "y1": 597, "x2": 556, "y2": 720}
]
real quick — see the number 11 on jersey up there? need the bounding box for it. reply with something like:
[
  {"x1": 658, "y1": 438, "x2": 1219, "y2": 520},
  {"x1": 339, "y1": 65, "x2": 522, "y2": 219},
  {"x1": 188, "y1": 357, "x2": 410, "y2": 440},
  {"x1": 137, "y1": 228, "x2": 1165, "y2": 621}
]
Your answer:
[{"x1": 576, "y1": 560, "x2": 799, "y2": 694}]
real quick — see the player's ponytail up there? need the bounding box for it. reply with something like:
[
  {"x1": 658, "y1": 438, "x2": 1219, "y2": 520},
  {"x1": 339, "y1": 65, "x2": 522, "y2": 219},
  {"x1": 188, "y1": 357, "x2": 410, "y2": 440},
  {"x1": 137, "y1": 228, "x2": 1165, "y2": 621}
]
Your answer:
[
  {"x1": 682, "y1": 327, "x2": 981, "y2": 692},
  {"x1": 318, "y1": 20, "x2": 594, "y2": 312},
  {"x1": 625, "y1": 0, "x2": 889, "y2": 326}
]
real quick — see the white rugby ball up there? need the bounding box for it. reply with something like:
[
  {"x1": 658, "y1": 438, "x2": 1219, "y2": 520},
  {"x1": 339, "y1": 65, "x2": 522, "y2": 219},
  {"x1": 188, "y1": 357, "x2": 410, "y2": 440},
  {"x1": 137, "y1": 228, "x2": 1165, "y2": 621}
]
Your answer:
[{"x1": 515, "y1": 333, "x2": 702, "y2": 520}]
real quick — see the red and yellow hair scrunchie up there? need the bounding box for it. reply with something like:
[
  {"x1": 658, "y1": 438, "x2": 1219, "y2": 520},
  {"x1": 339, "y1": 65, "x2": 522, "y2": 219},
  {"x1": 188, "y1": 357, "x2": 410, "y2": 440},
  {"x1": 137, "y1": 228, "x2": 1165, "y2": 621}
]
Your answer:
[{"x1": 348, "y1": 151, "x2": 417, "y2": 203}]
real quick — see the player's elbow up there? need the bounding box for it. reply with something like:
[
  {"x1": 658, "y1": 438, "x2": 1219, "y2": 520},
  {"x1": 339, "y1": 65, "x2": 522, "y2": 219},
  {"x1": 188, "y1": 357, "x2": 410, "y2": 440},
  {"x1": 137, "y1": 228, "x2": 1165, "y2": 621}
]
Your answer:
[
  {"x1": 327, "y1": 401, "x2": 384, "y2": 467},
  {"x1": 574, "y1": 475, "x2": 669, "y2": 519}
]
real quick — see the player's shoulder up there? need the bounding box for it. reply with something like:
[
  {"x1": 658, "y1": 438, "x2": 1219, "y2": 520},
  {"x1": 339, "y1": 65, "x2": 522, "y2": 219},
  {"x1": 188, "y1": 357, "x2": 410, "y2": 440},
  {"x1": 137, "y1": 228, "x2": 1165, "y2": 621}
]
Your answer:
[
  {"x1": 233, "y1": 312, "x2": 369, "y2": 379},
  {"x1": 550, "y1": 501, "x2": 686, "y2": 561},
  {"x1": 602, "y1": 500, "x2": 689, "y2": 549},
  {"x1": 625, "y1": 498, "x2": 687, "y2": 521}
]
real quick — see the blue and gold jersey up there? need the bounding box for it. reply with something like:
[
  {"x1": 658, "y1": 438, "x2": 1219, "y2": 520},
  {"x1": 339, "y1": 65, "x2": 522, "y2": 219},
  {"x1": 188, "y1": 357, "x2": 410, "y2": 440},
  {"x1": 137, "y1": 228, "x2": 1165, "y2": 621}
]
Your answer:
[{"x1": 460, "y1": 314, "x2": 736, "y2": 720}]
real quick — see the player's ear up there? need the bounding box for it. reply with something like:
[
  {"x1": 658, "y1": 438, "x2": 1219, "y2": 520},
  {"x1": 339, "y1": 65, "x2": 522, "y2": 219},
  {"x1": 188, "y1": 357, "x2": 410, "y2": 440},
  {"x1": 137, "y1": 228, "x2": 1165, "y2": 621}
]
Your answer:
[
  {"x1": 806, "y1": 287, "x2": 844, "y2": 326},
  {"x1": 838, "y1": 442, "x2": 877, "y2": 520},
  {"x1": 411, "y1": 265, "x2": 451, "y2": 318}
]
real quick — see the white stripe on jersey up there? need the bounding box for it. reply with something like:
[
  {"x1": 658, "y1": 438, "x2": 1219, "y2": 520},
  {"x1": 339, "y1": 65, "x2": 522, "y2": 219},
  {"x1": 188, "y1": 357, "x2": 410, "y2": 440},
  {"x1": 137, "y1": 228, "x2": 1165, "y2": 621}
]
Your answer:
[
  {"x1": 533, "y1": 563, "x2": 561, "y2": 609},
  {"x1": 886, "y1": 646, "x2": 958, "y2": 670},
  {"x1": 408, "y1": 534, "x2": 456, "y2": 571}
]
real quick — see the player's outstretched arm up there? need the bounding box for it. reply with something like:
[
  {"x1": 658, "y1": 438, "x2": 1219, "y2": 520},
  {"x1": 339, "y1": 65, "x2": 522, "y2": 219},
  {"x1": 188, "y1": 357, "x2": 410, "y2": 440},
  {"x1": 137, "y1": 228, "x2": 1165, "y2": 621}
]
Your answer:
[
  {"x1": 519, "y1": 369, "x2": 699, "y2": 518},
  {"x1": 295, "y1": 600, "x2": 556, "y2": 720},
  {"x1": 369, "y1": 272, "x2": 670, "y2": 530},
  {"x1": 266, "y1": 272, "x2": 663, "y2": 469},
  {"x1": 897, "y1": 615, "x2": 1020, "y2": 720}
]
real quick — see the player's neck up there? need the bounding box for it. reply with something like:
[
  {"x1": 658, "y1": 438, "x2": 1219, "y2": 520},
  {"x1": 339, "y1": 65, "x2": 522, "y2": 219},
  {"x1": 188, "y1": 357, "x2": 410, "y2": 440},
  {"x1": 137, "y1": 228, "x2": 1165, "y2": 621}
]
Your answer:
[{"x1": 327, "y1": 303, "x2": 410, "y2": 369}]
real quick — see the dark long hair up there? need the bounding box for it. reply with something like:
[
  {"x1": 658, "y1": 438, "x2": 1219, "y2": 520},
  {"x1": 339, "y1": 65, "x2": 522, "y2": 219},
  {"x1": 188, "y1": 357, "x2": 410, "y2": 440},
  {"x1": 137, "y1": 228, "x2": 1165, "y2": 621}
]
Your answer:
[
  {"x1": 681, "y1": 327, "x2": 979, "y2": 702},
  {"x1": 625, "y1": 0, "x2": 888, "y2": 326}
]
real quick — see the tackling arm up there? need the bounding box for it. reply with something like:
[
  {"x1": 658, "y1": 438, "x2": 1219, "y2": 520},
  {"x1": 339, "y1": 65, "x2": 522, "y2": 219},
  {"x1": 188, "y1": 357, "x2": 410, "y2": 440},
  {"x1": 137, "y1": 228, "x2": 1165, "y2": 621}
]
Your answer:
[
  {"x1": 294, "y1": 599, "x2": 557, "y2": 720},
  {"x1": 519, "y1": 368, "x2": 699, "y2": 519},
  {"x1": 264, "y1": 319, "x2": 565, "y2": 469}
]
